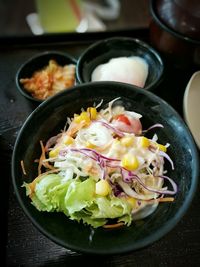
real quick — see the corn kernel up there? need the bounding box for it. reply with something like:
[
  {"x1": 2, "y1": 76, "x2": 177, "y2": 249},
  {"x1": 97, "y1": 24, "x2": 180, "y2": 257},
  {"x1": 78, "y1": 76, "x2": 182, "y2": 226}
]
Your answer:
[
  {"x1": 156, "y1": 143, "x2": 167, "y2": 152},
  {"x1": 74, "y1": 115, "x2": 82, "y2": 123},
  {"x1": 121, "y1": 136, "x2": 134, "y2": 147},
  {"x1": 126, "y1": 197, "x2": 137, "y2": 207},
  {"x1": 85, "y1": 141, "x2": 95, "y2": 149},
  {"x1": 63, "y1": 135, "x2": 74, "y2": 145},
  {"x1": 121, "y1": 154, "x2": 139, "y2": 171},
  {"x1": 74, "y1": 111, "x2": 90, "y2": 124},
  {"x1": 87, "y1": 107, "x2": 97, "y2": 120},
  {"x1": 80, "y1": 112, "x2": 90, "y2": 123},
  {"x1": 95, "y1": 180, "x2": 111, "y2": 196},
  {"x1": 49, "y1": 147, "x2": 61, "y2": 158},
  {"x1": 138, "y1": 136, "x2": 150, "y2": 148}
]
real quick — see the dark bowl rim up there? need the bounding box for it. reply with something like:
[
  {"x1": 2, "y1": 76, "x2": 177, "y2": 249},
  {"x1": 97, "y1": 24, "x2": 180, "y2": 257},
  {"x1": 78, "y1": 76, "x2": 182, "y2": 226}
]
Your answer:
[
  {"x1": 12, "y1": 81, "x2": 199, "y2": 255},
  {"x1": 76, "y1": 36, "x2": 164, "y2": 90},
  {"x1": 150, "y1": 0, "x2": 200, "y2": 45},
  {"x1": 15, "y1": 50, "x2": 77, "y2": 103}
]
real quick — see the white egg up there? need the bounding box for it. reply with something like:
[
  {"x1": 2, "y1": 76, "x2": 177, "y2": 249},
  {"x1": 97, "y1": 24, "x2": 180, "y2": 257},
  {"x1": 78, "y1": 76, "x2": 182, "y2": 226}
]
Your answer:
[{"x1": 91, "y1": 56, "x2": 148, "y2": 88}]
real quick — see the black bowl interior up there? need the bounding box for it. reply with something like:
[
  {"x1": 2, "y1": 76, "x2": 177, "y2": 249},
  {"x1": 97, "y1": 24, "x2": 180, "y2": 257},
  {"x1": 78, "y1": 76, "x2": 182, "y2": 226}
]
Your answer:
[
  {"x1": 12, "y1": 82, "x2": 198, "y2": 254},
  {"x1": 16, "y1": 51, "x2": 76, "y2": 102},
  {"x1": 150, "y1": 0, "x2": 200, "y2": 45},
  {"x1": 76, "y1": 37, "x2": 164, "y2": 90}
]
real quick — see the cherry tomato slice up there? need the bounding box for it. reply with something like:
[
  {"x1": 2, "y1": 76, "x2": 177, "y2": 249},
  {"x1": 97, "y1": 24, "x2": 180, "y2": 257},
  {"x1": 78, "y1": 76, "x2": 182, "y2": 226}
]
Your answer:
[{"x1": 116, "y1": 114, "x2": 131, "y2": 125}]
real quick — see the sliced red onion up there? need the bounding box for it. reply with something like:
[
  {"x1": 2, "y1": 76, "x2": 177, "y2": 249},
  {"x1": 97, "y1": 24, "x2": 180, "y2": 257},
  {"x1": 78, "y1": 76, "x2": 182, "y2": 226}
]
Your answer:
[
  {"x1": 117, "y1": 179, "x2": 154, "y2": 200},
  {"x1": 142, "y1": 123, "x2": 164, "y2": 134},
  {"x1": 99, "y1": 158, "x2": 106, "y2": 179},
  {"x1": 149, "y1": 146, "x2": 174, "y2": 170},
  {"x1": 60, "y1": 147, "x2": 119, "y2": 162},
  {"x1": 77, "y1": 149, "x2": 97, "y2": 161},
  {"x1": 81, "y1": 148, "x2": 121, "y2": 162},
  {"x1": 132, "y1": 173, "x2": 177, "y2": 195},
  {"x1": 106, "y1": 162, "x2": 133, "y2": 183},
  {"x1": 116, "y1": 165, "x2": 177, "y2": 196},
  {"x1": 157, "y1": 150, "x2": 174, "y2": 170},
  {"x1": 106, "y1": 161, "x2": 121, "y2": 169},
  {"x1": 59, "y1": 148, "x2": 97, "y2": 161},
  {"x1": 120, "y1": 168, "x2": 134, "y2": 182},
  {"x1": 60, "y1": 148, "x2": 121, "y2": 180},
  {"x1": 110, "y1": 181, "x2": 123, "y2": 197},
  {"x1": 66, "y1": 148, "x2": 107, "y2": 179},
  {"x1": 158, "y1": 175, "x2": 178, "y2": 195},
  {"x1": 45, "y1": 133, "x2": 62, "y2": 151},
  {"x1": 59, "y1": 149, "x2": 67, "y2": 157},
  {"x1": 59, "y1": 148, "x2": 177, "y2": 196},
  {"x1": 94, "y1": 120, "x2": 125, "y2": 137}
]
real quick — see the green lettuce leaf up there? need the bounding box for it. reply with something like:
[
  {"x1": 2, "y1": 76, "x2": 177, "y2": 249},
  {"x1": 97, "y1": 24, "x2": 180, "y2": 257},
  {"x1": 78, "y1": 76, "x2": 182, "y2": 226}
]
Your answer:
[
  {"x1": 23, "y1": 174, "x2": 65, "y2": 212},
  {"x1": 64, "y1": 178, "x2": 96, "y2": 214},
  {"x1": 70, "y1": 210, "x2": 107, "y2": 228},
  {"x1": 24, "y1": 174, "x2": 133, "y2": 228},
  {"x1": 89, "y1": 196, "x2": 131, "y2": 219},
  {"x1": 34, "y1": 174, "x2": 63, "y2": 211}
]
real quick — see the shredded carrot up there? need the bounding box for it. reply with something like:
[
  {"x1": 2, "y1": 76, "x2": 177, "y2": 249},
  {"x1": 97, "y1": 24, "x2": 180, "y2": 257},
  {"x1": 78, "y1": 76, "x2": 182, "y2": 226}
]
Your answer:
[
  {"x1": 43, "y1": 160, "x2": 55, "y2": 170},
  {"x1": 147, "y1": 197, "x2": 175, "y2": 204},
  {"x1": 103, "y1": 222, "x2": 124, "y2": 229},
  {"x1": 66, "y1": 121, "x2": 86, "y2": 137},
  {"x1": 20, "y1": 160, "x2": 27, "y2": 175},
  {"x1": 157, "y1": 197, "x2": 174, "y2": 202},
  {"x1": 38, "y1": 140, "x2": 54, "y2": 176}
]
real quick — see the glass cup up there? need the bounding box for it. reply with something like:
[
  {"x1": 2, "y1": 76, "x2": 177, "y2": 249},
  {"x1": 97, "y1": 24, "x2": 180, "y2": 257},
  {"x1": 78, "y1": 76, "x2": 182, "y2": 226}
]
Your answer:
[{"x1": 36, "y1": 0, "x2": 82, "y2": 33}]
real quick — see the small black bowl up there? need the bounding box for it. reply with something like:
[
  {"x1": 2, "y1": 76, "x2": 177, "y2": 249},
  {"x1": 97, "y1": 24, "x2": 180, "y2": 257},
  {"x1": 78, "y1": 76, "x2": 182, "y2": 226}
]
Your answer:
[
  {"x1": 12, "y1": 81, "x2": 199, "y2": 254},
  {"x1": 76, "y1": 37, "x2": 164, "y2": 90},
  {"x1": 16, "y1": 51, "x2": 77, "y2": 103}
]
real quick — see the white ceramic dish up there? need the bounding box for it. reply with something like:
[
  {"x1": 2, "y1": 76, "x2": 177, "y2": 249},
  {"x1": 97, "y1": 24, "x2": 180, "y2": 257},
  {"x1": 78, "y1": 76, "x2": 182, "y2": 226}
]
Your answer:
[{"x1": 183, "y1": 71, "x2": 200, "y2": 149}]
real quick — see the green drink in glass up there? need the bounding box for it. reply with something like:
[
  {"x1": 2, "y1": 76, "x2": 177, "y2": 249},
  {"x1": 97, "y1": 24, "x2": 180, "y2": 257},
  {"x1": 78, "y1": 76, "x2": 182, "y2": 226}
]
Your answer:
[{"x1": 36, "y1": 0, "x2": 82, "y2": 33}]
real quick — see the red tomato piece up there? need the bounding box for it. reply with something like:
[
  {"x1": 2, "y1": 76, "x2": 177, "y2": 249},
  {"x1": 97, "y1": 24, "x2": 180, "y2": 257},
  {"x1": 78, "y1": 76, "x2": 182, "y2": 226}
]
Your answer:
[{"x1": 116, "y1": 114, "x2": 131, "y2": 125}]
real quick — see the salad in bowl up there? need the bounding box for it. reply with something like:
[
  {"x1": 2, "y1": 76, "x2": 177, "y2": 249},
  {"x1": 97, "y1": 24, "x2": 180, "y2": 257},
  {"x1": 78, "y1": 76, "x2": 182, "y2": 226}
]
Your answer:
[{"x1": 23, "y1": 98, "x2": 177, "y2": 228}]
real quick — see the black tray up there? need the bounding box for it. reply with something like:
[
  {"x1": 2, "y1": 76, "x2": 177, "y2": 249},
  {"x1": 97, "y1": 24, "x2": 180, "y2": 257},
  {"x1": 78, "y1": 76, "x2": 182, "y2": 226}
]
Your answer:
[{"x1": 1, "y1": 29, "x2": 200, "y2": 267}]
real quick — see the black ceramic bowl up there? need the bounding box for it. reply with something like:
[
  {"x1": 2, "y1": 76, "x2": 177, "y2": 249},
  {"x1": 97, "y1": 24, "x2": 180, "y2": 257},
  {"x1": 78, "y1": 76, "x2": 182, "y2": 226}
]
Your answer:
[
  {"x1": 12, "y1": 82, "x2": 198, "y2": 254},
  {"x1": 149, "y1": 0, "x2": 200, "y2": 67},
  {"x1": 76, "y1": 37, "x2": 164, "y2": 90},
  {"x1": 16, "y1": 51, "x2": 76, "y2": 103}
]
